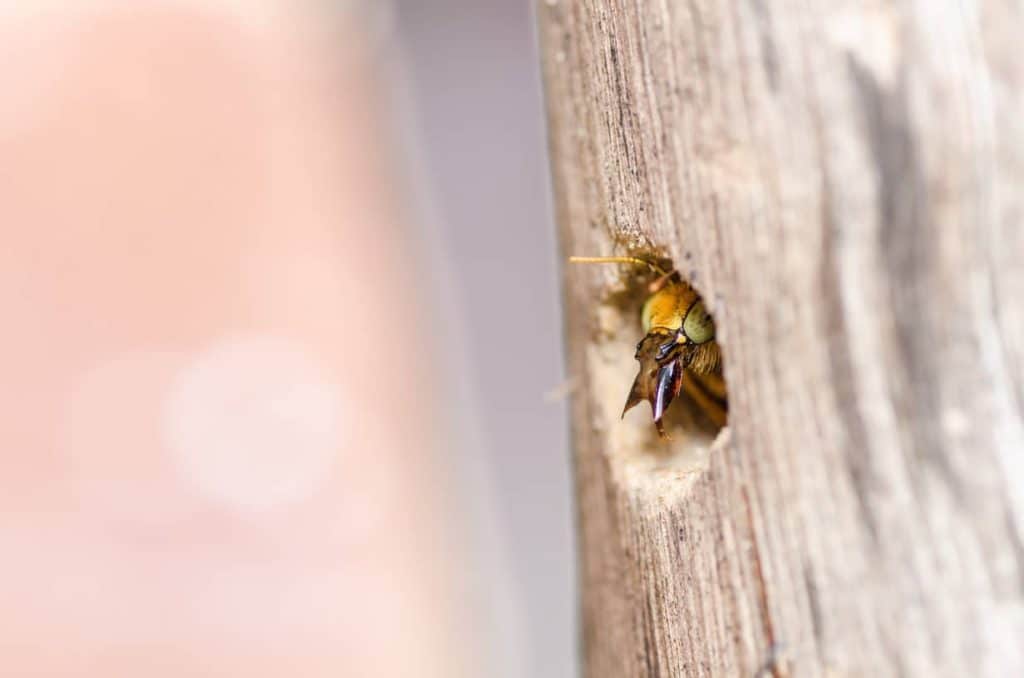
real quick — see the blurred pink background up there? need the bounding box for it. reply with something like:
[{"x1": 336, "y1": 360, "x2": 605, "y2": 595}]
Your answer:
[{"x1": 0, "y1": 1, "x2": 572, "y2": 676}]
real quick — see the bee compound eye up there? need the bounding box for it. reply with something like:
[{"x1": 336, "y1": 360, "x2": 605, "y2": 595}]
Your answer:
[{"x1": 682, "y1": 300, "x2": 715, "y2": 344}]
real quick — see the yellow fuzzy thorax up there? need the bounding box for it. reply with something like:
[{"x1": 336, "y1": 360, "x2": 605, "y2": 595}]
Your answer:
[{"x1": 641, "y1": 283, "x2": 700, "y2": 334}]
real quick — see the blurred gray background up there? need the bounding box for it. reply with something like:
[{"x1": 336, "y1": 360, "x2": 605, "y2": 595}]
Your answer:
[{"x1": 393, "y1": 2, "x2": 575, "y2": 677}]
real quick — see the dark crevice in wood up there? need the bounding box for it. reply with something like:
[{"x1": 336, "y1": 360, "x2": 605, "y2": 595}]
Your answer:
[
  {"x1": 741, "y1": 486, "x2": 777, "y2": 671},
  {"x1": 849, "y1": 57, "x2": 969, "y2": 507},
  {"x1": 802, "y1": 560, "x2": 824, "y2": 652},
  {"x1": 817, "y1": 163, "x2": 881, "y2": 543}
]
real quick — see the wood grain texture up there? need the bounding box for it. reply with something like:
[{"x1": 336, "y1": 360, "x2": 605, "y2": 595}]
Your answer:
[{"x1": 537, "y1": 1, "x2": 1024, "y2": 676}]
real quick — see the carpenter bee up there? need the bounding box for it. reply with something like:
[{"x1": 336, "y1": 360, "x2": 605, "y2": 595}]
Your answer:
[{"x1": 570, "y1": 256, "x2": 727, "y2": 437}]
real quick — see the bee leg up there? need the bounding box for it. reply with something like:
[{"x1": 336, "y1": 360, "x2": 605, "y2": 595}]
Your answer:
[{"x1": 680, "y1": 370, "x2": 728, "y2": 428}]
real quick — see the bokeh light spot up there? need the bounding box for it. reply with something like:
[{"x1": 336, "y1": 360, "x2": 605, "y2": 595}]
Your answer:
[{"x1": 164, "y1": 336, "x2": 344, "y2": 513}]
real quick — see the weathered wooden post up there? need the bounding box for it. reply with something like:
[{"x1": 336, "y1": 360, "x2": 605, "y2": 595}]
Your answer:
[{"x1": 538, "y1": 2, "x2": 1024, "y2": 675}]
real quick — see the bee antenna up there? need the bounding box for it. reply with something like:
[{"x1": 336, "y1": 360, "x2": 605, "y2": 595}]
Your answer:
[{"x1": 568, "y1": 256, "x2": 669, "y2": 277}]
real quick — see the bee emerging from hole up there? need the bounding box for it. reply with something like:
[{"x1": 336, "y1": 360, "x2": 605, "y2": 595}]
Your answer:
[{"x1": 570, "y1": 255, "x2": 727, "y2": 438}]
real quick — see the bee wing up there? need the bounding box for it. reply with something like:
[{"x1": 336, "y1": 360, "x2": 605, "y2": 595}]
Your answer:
[{"x1": 652, "y1": 359, "x2": 682, "y2": 424}]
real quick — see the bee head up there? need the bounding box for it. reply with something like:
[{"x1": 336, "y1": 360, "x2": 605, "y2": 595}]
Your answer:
[{"x1": 623, "y1": 321, "x2": 722, "y2": 437}]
